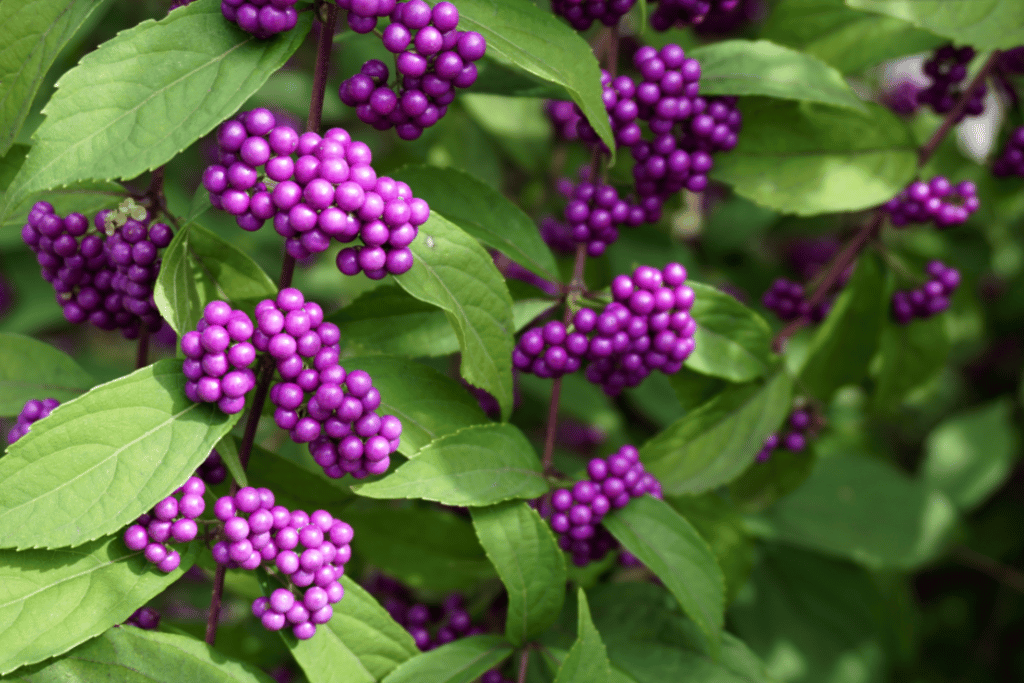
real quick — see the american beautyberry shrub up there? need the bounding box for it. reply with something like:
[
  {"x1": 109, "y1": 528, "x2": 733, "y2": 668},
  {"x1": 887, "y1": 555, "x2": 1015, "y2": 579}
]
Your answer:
[
  {"x1": 220, "y1": 0, "x2": 299, "y2": 39},
  {"x1": 123, "y1": 476, "x2": 206, "y2": 573},
  {"x1": 756, "y1": 408, "x2": 816, "y2": 462},
  {"x1": 7, "y1": 398, "x2": 60, "y2": 445},
  {"x1": 884, "y1": 177, "x2": 979, "y2": 228},
  {"x1": 918, "y1": 44, "x2": 985, "y2": 120},
  {"x1": 181, "y1": 301, "x2": 257, "y2": 415},
  {"x1": 891, "y1": 261, "x2": 961, "y2": 325}
]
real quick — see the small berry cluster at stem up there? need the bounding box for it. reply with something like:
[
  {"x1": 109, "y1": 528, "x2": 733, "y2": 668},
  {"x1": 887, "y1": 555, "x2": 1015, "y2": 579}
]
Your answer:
[
  {"x1": 196, "y1": 450, "x2": 228, "y2": 486},
  {"x1": 762, "y1": 278, "x2": 831, "y2": 323},
  {"x1": 756, "y1": 408, "x2": 815, "y2": 462},
  {"x1": 7, "y1": 398, "x2": 60, "y2": 445},
  {"x1": 556, "y1": 170, "x2": 647, "y2": 257},
  {"x1": 649, "y1": 0, "x2": 740, "y2": 31},
  {"x1": 884, "y1": 177, "x2": 979, "y2": 229},
  {"x1": 123, "y1": 476, "x2": 206, "y2": 573},
  {"x1": 220, "y1": 0, "x2": 298, "y2": 39},
  {"x1": 992, "y1": 126, "x2": 1024, "y2": 178},
  {"x1": 918, "y1": 45, "x2": 986, "y2": 121},
  {"x1": 181, "y1": 301, "x2": 258, "y2": 415},
  {"x1": 123, "y1": 606, "x2": 161, "y2": 630},
  {"x1": 338, "y1": 0, "x2": 486, "y2": 139},
  {"x1": 551, "y1": 0, "x2": 637, "y2": 31},
  {"x1": 891, "y1": 261, "x2": 961, "y2": 325}
]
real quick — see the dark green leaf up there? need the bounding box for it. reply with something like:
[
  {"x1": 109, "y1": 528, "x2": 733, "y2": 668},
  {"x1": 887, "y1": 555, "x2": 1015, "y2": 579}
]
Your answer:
[
  {"x1": 871, "y1": 314, "x2": 950, "y2": 412},
  {"x1": 710, "y1": 99, "x2": 917, "y2": 216},
  {"x1": 471, "y1": 501, "x2": 567, "y2": 645},
  {"x1": 554, "y1": 589, "x2": 610, "y2": 683},
  {"x1": 666, "y1": 367, "x2": 729, "y2": 413},
  {"x1": 686, "y1": 282, "x2": 775, "y2": 382},
  {"x1": 1, "y1": 0, "x2": 312, "y2": 219},
  {"x1": 214, "y1": 433, "x2": 247, "y2": 488},
  {"x1": 0, "y1": 535, "x2": 195, "y2": 675},
  {"x1": 0, "y1": 359, "x2": 241, "y2": 549},
  {"x1": 352, "y1": 424, "x2": 548, "y2": 506},
  {"x1": 382, "y1": 635, "x2": 512, "y2": 683},
  {"x1": 847, "y1": 0, "x2": 1024, "y2": 51},
  {"x1": 461, "y1": 94, "x2": 553, "y2": 173},
  {"x1": 728, "y1": 448, "x2": 817, "y2": 512},
  {"x1": 604, "y1": 496, "x2": 725, "y2": 657},
  {"x1": 0, "y1": 333, "x2": 94, "y2": 415},
  {"x1": 247, "y1": 444, "x2": 353, "y2": 512}
]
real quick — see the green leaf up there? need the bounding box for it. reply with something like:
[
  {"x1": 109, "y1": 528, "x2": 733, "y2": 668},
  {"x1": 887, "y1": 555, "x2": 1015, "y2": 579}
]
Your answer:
[
  {"x1": 689, "y1": 39, "x2": 868, "y2": 112},
  {"x1": 0, "y1": 359, "x2": 241, "y2": 549},
  {"x1": 339, "y1": 356, "x2": 490, "y2": 456},
  {"x1": 5, "y1": 625, "x2": 273, "y2": 682},
  {"x1": 1, "y1": 0, "x2": 312, "y2": 219},
  {"x1": 154, "y1": 221, "x2": 277, "y2": 337},
  {"x1": 604, "y1": 497, "x2": 725, "y2": 657},
  {"x1": 641, "y1": 370, "x2": 794, "y2": 495},
  {"x1": 846, "y1": 0, "x2": 1024, "y2": 51},
  {"x1": 728, "y1": 448, "x2": 817, "y2": 512},
  {"x1": 392, "y1": 165, "x2": 558, "y2": 280},
  {"x1": 246, "y1": 444, "x2": 353, "y2": 512},
  {"x1": 686, "y1": 282, "x2": 775, "y2": 382},
  {"x1": 0, "y1": 535, "x2": 195, "y2": 675},
  {"x1": 710, "y1": 99, "x2": 917, "y2": 216},
  {"x1": 285, "y1": 575, "x2": 419, "y2": 683},
  {"x1": 0, "y1": 0, "x2": 115, "y2": 155},
  {"x1": 0, "y1": 145, "x2": 29, "y2": 210},
  {"x1": 0, "y1": 333, "x2": 94, "y2": 415},
  {"x1": 214, "y1": 433, "x2": 247, "y2": 488},
  {"x1": 762, "y1": 0, "x2": 945, "y2": 74},
  {"x1": 871, "y1": 314, "x2": 950, "y2": 412},
  {"x1": 460, "y1": 94, "x2": 553, "y2": 173},
  {"x1": 382, "y1": 635, "x2": 512, "y2": 683},
  {"x1": 554, "y1": 589, "x2": 610, "y2": 683},
  {"x1": 343, "y1": 507, "x2": 494, "y2": 592},
  {"x1": 471, "y1": 502, "x2": 567, "y2": 645},
  {"x1": 666, "y1": 367, "x2": 729, "y2": 413},
  {"x1": 424, "y1": 0, "x2": 614, "y2": 157},
  {"x1": 756, "y1": 453, "x2": 958, "y2": 569},
  {"x1": 352, "y1": 423, "x2": 548, "y2": 506},
  {"x1": 922, "y1": 400, "x2": 1020, "y2": 510},
  {"x1": 394, "y1": 214, "x2": 515, "y2": 420},
  {"x1": 799, "y1": 254, "x2": 886, "y2": 401}
]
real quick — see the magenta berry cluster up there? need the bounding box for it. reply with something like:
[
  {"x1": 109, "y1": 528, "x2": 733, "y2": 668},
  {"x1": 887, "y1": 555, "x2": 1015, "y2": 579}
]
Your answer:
[
  {"x1": 123, "y1": 606, "x2": 161, "y2": 630},
  {"x1": 335, "y1": 0, "x2": 396, "y2": 33},
  {"x1": 258, "y1": 288, "x2": 403, "y2": 479},
  {"x1": 756, "y1": 408, "x2": 813, "y2": 462},
  {"x1": 22, "y1": 202, "x2": 171, "y2": 339},
  {"x1": 552, "y1": 0, "x2": 637, "y2": 31},
  {"x1": 992, "y1": 126, "x2": 1024, "y2": 178},
  {"x1": 762, "y1": 278, "x2": 830, "y2": 324},
  {"x1": 212, "y1": 488, "x2": 352, "y2": 640},
  {"x1": 123, "y1": 476, "x2": 206, "y2": 573},
  {"x1": 650, "y1": 0, "x2": 740, "y2": 30},
  {"x1": 220, "y1": 0, "x2": 298, "y2": 39},
  {"x1": 204, "y1": 109, "x2": 428, "y2": 278},
  {"x1": 339, "y1": 0, "x2": 487, "y2": 140},
  {"x1": 884, "y1": 177, "x2": 979, "y2": 229},
  {"x1": 918, "y1": 45, "x2": 985, "y2": 120},
  {"x1": 891, "y1": 261, "x2": 960, "y2": 325},
  {"x1": 181, "y1": 301, "x2": 257, "y2": 415},
  {"x1": 545, "y1": 445, "x2": 662, "y2": 567},
  {"x1": 7, "y1": 398, "x2": 60, "y2": 445},
  {"x1": 196, "y1": 450, "x2": 228, "y2": 486},
  {"x1": 513, "y1": 319, "x2": 590, "y2": 380}
]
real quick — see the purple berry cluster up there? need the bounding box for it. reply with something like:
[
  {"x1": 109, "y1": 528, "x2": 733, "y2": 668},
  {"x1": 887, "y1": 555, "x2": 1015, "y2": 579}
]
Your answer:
[
  {"x1": 181, "y1": 301, "x2": 257, "y2": 415},
  {"x1": 918, "y1": 45, "x2": 985, "y2": 120},
  {"x1": 7, "y1": 398, "x2": 60, "y2": 445},
  {"x1": 220, "y1": 0, "x2": 298, "y2": 40},
  {"x1": 556, "y1": 170, "x2": 647, "y2": 256},
  {"x1": 336, "y1": 0, "x2": 396, "y2": 33},
  {"x1": 123, "y1": 606, "x2": 161, "y2": 630},
  {"x1": 650, "y1": 0, "x2": 740, "y2": 31},
  {"x1": 884, "y1": 177, "x2": 979, "y2": 229},
  {"x1": 22, "y1": 202, "x2": 171, "y2": 338},
  {"x1": 258, "y1": 288, "x2": 403, "y2": 479},
  {"x1": 891, "y1": 261, "x2": 960, "y2": 325},
  {"x1": 579, "y1": 71, "x2": 644, "y2": 151},
  {"x1": 545, "y1": 100, "x2": 583, "y2": 142},
  {"x1": 204, "y1": 109, "x2": 428, "y2": 277},
  {"x1": 211, "y1": 488, "x2": 352, "y2": 640},
  {"x1": 196, "y1": 450, "x2": 228, "y2": 485},
  {"x1": 513, "y1": 319, "x2": 590, "y2": 380},
  {"x1": 123, "y1": 476, "x2": 206, "y2": 573},
  {"x1": 756, "y1": 408, "x2": 813, "y2": 462},
  {"x1": 993, "y1": 126, "x2": 1024, "y2": 178},
  {"x1": 762, "y1": 278, "x2": 830, "y2": 323},
  {"x1": 881, "y1": 79, "x2": 921, "y2": 116},
  {"x1": 545, "y1": 445, "x2": 662, "y2": 567},
  {"x1": 339, "y1": 1, "x2": 486, "y2": 140},
  {"x1": 551, "y1": 0, "x2": 638, "y2": 32}
]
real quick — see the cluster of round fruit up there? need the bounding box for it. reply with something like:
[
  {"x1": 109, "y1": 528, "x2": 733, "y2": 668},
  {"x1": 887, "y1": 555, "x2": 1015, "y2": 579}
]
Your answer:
[
  {"x1": 546, "y1": 100, "x2": 583, "y2": 142},
  {"x1": 338, "y1": 0, "x2": 486, "y2": 139},
  {"x1": 543, "y1": 445, "x2": 662, "y2": 567},
  {"x1": 22, "y1": 202, "x2": 171, "y2": 339},
  {"x1": 204, "y1": 109, "x2": 428, "y2": 277},
  {"x1": 220, "y1": 0, "x2": 298, "y2": 39},
  {"x1": 761, "y1": 278, "x2": 831, "y2": 323},
  {"x1": 992, "y1": 126, "x2": 1024, "y2": 178},
  {"x1": 881, "y1": 79, "x2": 921, "y2": 116},
  {"x1": 884, "y1": 177, "x2": 979, "y2": 228},
  {"x1": 551, "y1": 0, "x2": 637, "y2": 30},
  {"x1": 649, "y1": 0, "x2": 740, "y2": 31},
  {"x1": 554, "y1": 171, "x2": 648, "y2": 256},
  {"x1": 123, "y1": 477, "x2": 206, "y2": 573},
  {"x1": 123, "y1": 607, "x2": 160, "y2": 630},
  {"x1": 196, "y1": 450, "x2": 229, "y2": 485},
  {"x1": 756, "y1": 408, "x2": 814, "y2": 462},
  {"x1": 7, "y1": 397, "x2": 60, "y2": 445},
  {"x1": 181, "y1": 301, "x2": 258, "y2": 415},
  {"x1": 891, "y1": 261, "x2": 960, "y2": 325},
  {"x1": 335, "y1": 0, "x2": 396, "y2": 33},
  {"x1": 211, "y1": 487, "x2": 352, "y2": 640},
  {"x1": 918, "y1": 44, "x2": 985, "y2": 120},
  {"x1": 255, "y1": 288, "x2": 403, "y2": 479}
]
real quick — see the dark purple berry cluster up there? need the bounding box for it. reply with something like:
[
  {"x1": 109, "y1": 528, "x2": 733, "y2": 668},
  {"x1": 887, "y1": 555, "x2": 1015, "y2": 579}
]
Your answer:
[
  {"x1": 102, "y1": 211, "x2": 171, "y2": 331},
  {"x1": 204, "y1": 109, "x2": 428, "y2": 277},
  {"x1": 545, "y1": 100, "x2": 583, "y2": 142},
  {"x1": 7, "y1": 398, "x2": 60, "y2": 445},
  {"x1": 993, "y1": 126, "x2": 1024, "y2": 178},
  {"x1": 336, "y1": 0, "x2": 396, "y2": 33},
  {"x1": 756, "y1": 408, "x2": 813, "y2": 462},
  {"x1": 579, "y1": 71, "x2": 644, "y2": 150},
  {"x1": 123, "y1": 476, "x2": 206, "y2": 573},
  {"x1": 557, "y1": 170, "x2": 646, "y2": 256},
  {"x1": 545, "y1": 445, "x2": 662, "y2": 566},
  {"x1": 762, "y1": 278, "x2": 830, "y2": 323},
  {"x1": 196, "y1": 449, "x2": 228, "y2": 485},
  {"x1": 220, "y1": 0, "x2": 298, "y2": 39},
  {"x1": 123, "y1": 606, "x2": 160, "y2": 630},
  {"x1": 649, "y1": 0, "x2": 739, "y2": 31},
  {"x1": 211, "y1": 488, "x2": 351, "y2": 640},
  {"x1": 884, "y1": 177, "x2": 979, "y2": 229},
  {"x1": 258, "y1": 288, "x2": 403, "y2": 479},
  {"x1": 513, "y1": 319, "x2": 590, "y2": 380},
  {"x1": 181, "y1": 301, "x2": 257, "y2": 415},
  {"x1": 881, "y1": 79, "x2": 921, "y2": 116},
  {"x1": 918, "y1": 45, "x2": 985, "y2": 120},
  {"x1": 551, "y1": 0, "x2": 637, "y2": 31},
  {"x1": 891, "y1": 261, "x2": 960, "y2": 325},
  {"x1": 339, "y1": 0, "x2": 486, "y2": 140}
]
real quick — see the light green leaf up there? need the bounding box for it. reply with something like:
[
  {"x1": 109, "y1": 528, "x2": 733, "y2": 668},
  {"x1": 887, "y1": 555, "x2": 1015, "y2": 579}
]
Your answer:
[
  {"x1": 0, "y1": 333, "x2": 94, "y2": 415},
  {"x1": 847, "y1": 0, "x2": 1024, "y2": 51},
  {"x1": 554, "y1": 589, "x2": 610, "y2": 683},
  {"x1": 686, "y1": 282, "x2": 775, "y2": 382},
  {"x1": 382, "y1": 635, "x2": 512, "y2": 683},
  {"x1": 871, "y1": 314, "x2": 950, "y2": 412}
]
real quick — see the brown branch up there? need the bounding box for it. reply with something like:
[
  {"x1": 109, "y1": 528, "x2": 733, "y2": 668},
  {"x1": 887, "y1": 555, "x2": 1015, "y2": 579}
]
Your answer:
[{"x1": 954, "y1": 545, "x2": 1024, "y2": 595}]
